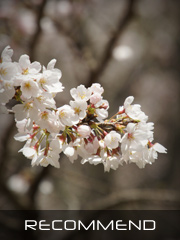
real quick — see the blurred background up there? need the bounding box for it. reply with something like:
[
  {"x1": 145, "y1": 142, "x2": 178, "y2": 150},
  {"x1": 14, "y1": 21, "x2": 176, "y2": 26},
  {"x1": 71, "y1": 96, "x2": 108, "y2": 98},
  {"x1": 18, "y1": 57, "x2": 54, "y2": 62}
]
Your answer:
[{"x1": 0, "y1": 0, "x2": 180, "y2": 211}]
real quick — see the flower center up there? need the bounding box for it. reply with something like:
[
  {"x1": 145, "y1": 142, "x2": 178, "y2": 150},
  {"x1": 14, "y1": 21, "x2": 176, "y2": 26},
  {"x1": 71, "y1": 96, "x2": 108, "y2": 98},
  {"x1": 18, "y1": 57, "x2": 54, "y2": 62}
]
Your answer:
[
  {"x1": 39, "y1": 77, "x2": 46, "y2": 84},
  {"x1": 24, "y1": 82, "x2": 31, "y2": 89},
  {"x1": 78, "y1": 92, "x2": 86, "y2": 99},
  {"x1": 0, "y1": 67, "x2": 7, "y2": 76},
  {"x1": 74, "y1": 107, "x2": 80, "y2": 114},
  {"x1": 128, "y1": 133, "x2": 134, "y2": 140},
  {"x1": 41, "y1": 111, "x2": 48, "y2": 120},
  {"x1": 22, "y1": 68, "x2": 29, "y2": 75}
]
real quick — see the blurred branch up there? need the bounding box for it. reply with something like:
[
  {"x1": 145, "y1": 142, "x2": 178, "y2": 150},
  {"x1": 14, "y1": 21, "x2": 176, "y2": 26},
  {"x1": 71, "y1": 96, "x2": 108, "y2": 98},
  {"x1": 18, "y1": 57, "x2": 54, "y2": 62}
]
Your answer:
[
  {"x1": 49, "y1": 0, "x2": 136, "y2": 87},
  {"x1": 0, "y1": 183, "x2": 28, "y2": 210},
  {"x1": 86, "y1": 0, "x2": 135, "y2": 87},
  {"x1": 50, "y1": 11, "x2": 92, "y2": 83},
  {"x1": 0, "y1": 116, "x2": 14, "y2": 175},
  {"x1": 52, "y1": 17, "x2": 84, "y2": 57},
  {"x1": 27, "y1": 167, "x2": 50, "y2": 209},
  {"x1": 0, "y1": 116, "x2": 25, "y2": 209},
  {"x1": 84, "y1": 188, "x2": 180, "y2": 210},
  {"x1": 0, "y1": 0, "x2": 49, "y2": 211},
  {"x1": 114, "y1": 62, "x2": 145, "y2": 104},
  {"x1": 29, "y1": 0, "x2": 47, "y2": 61},
  {"x1": 25, "y1": 0, "x2": 51, "y2": 210}
]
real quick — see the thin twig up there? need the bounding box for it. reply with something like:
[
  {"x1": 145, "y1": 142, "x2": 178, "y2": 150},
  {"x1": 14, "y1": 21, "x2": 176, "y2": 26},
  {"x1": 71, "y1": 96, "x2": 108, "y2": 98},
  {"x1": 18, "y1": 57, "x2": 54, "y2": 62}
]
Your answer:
[{"x1": 86, "y1": 0, "x2": 135, "y2": 87}]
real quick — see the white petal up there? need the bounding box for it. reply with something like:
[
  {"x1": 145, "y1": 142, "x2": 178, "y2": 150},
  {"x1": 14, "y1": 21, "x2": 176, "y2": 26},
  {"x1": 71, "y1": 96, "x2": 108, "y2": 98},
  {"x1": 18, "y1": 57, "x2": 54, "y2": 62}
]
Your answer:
[
  {"x1": 124, "y1": 96, "x2": 134, "y2": 107},
  {"x1": 64, "y1": 146, "x2": 75, "y2": 157},
  {"x1": 126, "y1": 123, "x2": 135, "y2": 133},
  {"x1": 14, "y1": 133, "x2": 29, "y2": 142},
  {"x1": 1, "y1": 46, "x2": 13, "y2": 62},
  {"x1": 153, "y1": 143, "x2": 167, "y2": 153},
  {"x1": 96, "y1": 108, "x2": 108, "y2": 120},
  {"x1": 19, "y1": 55, "x2": 30, "y2": 69},
  {"x1": 22, "y1": 147, "x2": 36, "y2": 158},
  {"x1": 30, "y1": 61, "x2": 41, "y2": 73},
  {"x1": 0, "y1": 88, "x2": 15, "y2": 104},
  {"x1": 47, "y1": 59, "x2": 56, "y2": 70}
]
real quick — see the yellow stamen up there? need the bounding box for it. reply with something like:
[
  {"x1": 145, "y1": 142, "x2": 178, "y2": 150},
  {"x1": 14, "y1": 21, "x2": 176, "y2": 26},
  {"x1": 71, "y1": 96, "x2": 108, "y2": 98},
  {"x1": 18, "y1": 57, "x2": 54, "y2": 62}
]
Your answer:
[
  {"x1": 74, "y1": 107, "x2": 80, "y2": 114},
  {"x1": 22, "y1": 68, "x2": 29, "y2": 75},
  {"x1": 41, "y1": 111, "x2": 48, "y2": 120},
  {"x1": 39, "y1": 77, "x2": 46, "y2": 84},
  {"x1": 23, "y1": 102, "x2": 33, "y2": 111},
  {"x1": 78, "y1": 92, "x2": 86, "y2": 99},
  {"x1": 24, "y1": 82, "x2": 31, "y2": 89},
  {"x1": 0, "y1": 67, "x2": 7, "y2": 76}
]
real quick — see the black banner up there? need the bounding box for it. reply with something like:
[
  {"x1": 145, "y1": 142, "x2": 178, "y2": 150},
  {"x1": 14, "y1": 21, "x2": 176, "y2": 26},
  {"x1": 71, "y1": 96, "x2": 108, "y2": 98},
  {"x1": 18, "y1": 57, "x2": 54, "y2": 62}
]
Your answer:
[{"x1": 0, "y1": 210, "x2": 179, "y2": 240}]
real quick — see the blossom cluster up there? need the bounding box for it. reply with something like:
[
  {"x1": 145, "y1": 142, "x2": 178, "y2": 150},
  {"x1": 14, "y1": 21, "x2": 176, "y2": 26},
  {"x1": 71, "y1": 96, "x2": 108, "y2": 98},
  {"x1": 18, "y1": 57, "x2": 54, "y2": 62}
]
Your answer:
[{"x1": 0, "y1": 46, "x2": 167, "y2": 172}]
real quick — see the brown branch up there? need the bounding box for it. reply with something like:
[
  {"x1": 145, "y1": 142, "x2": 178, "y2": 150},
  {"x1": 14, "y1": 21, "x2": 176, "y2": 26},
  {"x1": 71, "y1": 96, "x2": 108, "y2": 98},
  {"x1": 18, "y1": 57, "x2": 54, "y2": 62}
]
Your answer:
[
  {"x1": 0, "y1": 0, "x2": 49, "y2": 211},
  {"x1": 0, "y1": 116, "x2": 24, "y2": 209},
  {"x1": 52, "y1": 17, "x2": 83, "y2": 55},
  {"x1": 0, "y1": 116, "x2": 14, "y2": 174},
  {"x1": 86, "y1": 0, "x2": 135, "y2": 87},
  {"x1": 24, "y1": 0, "x2": 51, "y2": 210},
  {"x1": 50, "y1": 14, "x2": 93, "y2": 83},
  {"x1": 84, "y1": 188, "x2": 180, "y2": 210},
  {"x1": 27, "y1": 167, "x2": 50, "y2": 209},
  {"x1": 0, "y1": 183, "x2": 28, "y2": 210},
  {"x1": 29, "y1": 0, "x2": 47, "y2": 61}
]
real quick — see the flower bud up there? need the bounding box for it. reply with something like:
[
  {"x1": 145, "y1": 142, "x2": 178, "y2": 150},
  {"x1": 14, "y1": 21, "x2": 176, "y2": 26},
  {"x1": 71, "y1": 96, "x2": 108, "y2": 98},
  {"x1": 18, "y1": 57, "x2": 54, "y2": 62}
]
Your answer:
[
  {"x1": 90, "y1": 93, "x2": 102, "y2": 104},
  {"x1": 77, "y1": 125, "x2": 91, "y2": 138}
]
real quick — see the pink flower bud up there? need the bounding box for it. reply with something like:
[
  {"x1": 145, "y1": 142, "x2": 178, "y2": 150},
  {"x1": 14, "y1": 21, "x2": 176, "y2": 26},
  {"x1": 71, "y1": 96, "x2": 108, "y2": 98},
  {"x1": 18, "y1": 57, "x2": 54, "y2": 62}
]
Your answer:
[
  {"x1": 77, "y1": 125, "x2": 91, "y2": 138},
  {"x1": 90, "y1": 93, "x2": 102, "y2": 104}
]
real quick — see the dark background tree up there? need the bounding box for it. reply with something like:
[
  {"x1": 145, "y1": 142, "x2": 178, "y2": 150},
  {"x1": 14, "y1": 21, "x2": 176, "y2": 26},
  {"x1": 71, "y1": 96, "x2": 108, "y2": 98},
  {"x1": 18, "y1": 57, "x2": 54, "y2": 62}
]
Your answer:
[{"x1": 0, "y1": 0, "x2": 180, "y2": 213}]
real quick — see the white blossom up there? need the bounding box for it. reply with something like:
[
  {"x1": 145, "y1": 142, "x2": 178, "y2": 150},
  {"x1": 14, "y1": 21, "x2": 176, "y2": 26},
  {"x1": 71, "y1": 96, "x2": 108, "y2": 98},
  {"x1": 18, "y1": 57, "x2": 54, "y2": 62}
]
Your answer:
[
  {"x1": 57, "y1": 104, "x2": 78, "y2": 127},
  {"x1": 18, "y1": 54, "x2": 41, "y2": 75},
  {"x1": 36, "y1": 110, "x2": 61, "y2": 133},
  {"x1": 12, "y1": 101, "x2": 38, "y2": 123},
  {"x1": 90, "y1": 92, "x2": 102, "y2": 104},
  {"x1": 21, "y1": 78, "x2": 39, "y2": 99},
  {"x1": 145, "y1": 143, "x2": 167, "y2": 165},
  {"x1": 38, "y1": 60, "x2": 63, "y2": 94},
  {"x1": 0, "y1": 46, "x2": 167, "y2": 172},
  {"x1": 70, "y1": 100, "x2": 87, "y2": 120},
  {"x1": 121, "y1": 96, "x2": 148, "y2": 122},
  {"x1": 84, "y1": 137, "x2": 99, "y2": 154},
  {"x1": 90, "y1": 83, "x2": 104, "y2": 95},
  {"x1": 70, "y1": 84, "x2": 91, "y2": 101},
  {"x1": 104, "y1": 131, "x2": 121, "y2": 149},
  {"x1": 121, "y1": 122, "x2": 149, "y2": 162}
]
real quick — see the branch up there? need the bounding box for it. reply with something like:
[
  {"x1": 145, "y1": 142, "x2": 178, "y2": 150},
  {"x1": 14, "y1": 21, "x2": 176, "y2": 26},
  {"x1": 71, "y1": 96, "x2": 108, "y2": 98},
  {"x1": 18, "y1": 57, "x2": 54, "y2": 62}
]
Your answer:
[
  {"x1": 52, "y1": 17, "x2": 83, "y2": 56},
  {"x1": 25, "y1": 0, "x2": 51, "y2": 209},
  {"x1": 27, "y1": 167, "x2": 50, "y2": 209},
  {"x1": 84, "y1": 188, "x2": 180, "y2": 210},
  {"x1": 29, "y1": 0, "x2": 47, "y2": 61},
  {"x1": 0, "y1": 0, "x2": 49, "y2": 211},
  {"x1": 86, "y1": 0, "x2": 135, "y2": 87},
  {"x1": 0, "y1": 116, "x2": 14, "y2": 174}
]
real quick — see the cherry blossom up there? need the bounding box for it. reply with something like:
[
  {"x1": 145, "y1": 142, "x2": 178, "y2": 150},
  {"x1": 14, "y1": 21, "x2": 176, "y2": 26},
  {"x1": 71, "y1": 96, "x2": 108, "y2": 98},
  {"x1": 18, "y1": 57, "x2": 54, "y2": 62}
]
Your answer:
[
  {"x1": 104, "y1": 131, "x2": 121, "y2": 149},
  {"x1": 70, "y1": 84, "x2": 91, "y2": 101},
  {"x1": 77, "y1": 125, "x2": 91, "y2": 138},
  {"x1": 0, "y1": 46, "x2": 167, "y2": 172}
]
